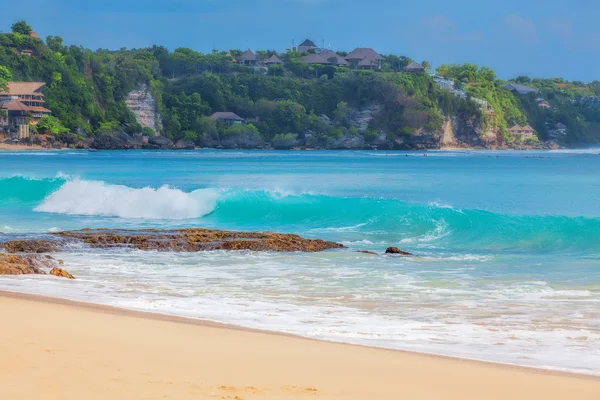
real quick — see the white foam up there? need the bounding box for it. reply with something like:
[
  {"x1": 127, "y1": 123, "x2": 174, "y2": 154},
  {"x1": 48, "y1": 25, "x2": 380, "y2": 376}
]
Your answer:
[{"x1": 34, "y1": 179, "x2": 218, "y2": 219}]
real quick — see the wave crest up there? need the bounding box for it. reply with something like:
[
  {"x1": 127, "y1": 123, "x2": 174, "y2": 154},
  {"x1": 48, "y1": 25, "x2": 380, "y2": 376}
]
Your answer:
[{"x1": 35, "y1": 180, "x2": 218, "y2": 219}]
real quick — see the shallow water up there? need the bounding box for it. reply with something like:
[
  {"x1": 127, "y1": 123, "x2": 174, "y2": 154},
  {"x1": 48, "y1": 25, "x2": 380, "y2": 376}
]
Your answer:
[{"x1": 1, "y1": 149, "x2": 599, "y2": 374}]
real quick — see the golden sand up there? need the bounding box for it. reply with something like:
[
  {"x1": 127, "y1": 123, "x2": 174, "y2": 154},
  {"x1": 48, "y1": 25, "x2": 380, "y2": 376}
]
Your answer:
[{"x1": 1, "y1": 291, "x2": 599, "y2": 400}]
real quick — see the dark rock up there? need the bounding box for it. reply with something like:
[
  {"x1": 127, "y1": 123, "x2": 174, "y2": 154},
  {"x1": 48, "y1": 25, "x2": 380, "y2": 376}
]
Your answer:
[
  {"x1": 91, "y1": 130, "x2": 139, "y2": 150},
  {"x1": 358, "y1": 250, "x2": 378, "y2": 255},
  {"x1": 385, "y1": 247, "x2": 412, "y2": 256},
  {"x1": 174, "y1": 139, "x2": 195, "y2": 150},
  {"x1": 329, "y1": 134, "x2": 366, "y2": 150},
  {"x1": 272, "y1": 134, "x2": 301, "y2": 150},
  {"x1": 220, "y1": 131, "x2": 265, "y2": 149},
  {"x1": 147, "y1": 135, "x2": 174, "y2": 149}
]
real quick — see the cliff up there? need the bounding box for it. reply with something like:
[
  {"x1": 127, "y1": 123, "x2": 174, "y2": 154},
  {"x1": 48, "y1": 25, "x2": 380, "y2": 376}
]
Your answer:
[{"x1": 125, "y1": 83, "x2": 162, "y2": 135}]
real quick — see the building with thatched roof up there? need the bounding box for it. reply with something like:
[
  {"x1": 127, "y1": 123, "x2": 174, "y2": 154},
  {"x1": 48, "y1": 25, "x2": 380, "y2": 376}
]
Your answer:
[
  {"x1": 344, "y1": 48, "x2": 385, "y2": 69},
  {"x1": 508, "y1": 124, "x2": 536, "y2": 139},
  {"x1": 237, "y1": 50, "x2": 258, "y2": 65},
  {"x1": 264, "y1": 55, "x2": 283, "y2": 65},
  {"x1": 297, "y1": 39, "x2": 317, "y2": 53},
  {"x1": 301, "y1": 50, "x2": 348, "y2": 66},
  {"x1": 210, "y1": 112, "x2": 244, "y2": 124},
  {"x1": 404, "y1": 61, "x2": 425, "y2": 73}
]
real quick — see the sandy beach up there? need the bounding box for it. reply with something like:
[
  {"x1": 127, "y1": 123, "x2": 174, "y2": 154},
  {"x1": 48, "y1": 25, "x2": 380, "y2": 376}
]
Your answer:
[
  {"x1": 0, "y1": 143, "x2": 49, "y2": 151},
  {"x1": 1, "y1": 291, "x2": 599, "y2": 400}
]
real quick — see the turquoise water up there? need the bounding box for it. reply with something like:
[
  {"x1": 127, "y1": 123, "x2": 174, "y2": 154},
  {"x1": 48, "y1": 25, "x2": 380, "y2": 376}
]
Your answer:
[{"x1": 1, "y1": 149, "x2": 600, "y2": 373}]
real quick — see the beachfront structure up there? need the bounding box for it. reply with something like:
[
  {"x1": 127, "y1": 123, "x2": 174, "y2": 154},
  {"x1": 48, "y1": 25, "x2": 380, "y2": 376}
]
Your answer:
[
  {"x1": 210, "y1": 112, "x2": 244, "y2": 124},
  {"x1": 0, "y1": 82, "x2": 51, "y2": 122},
  {"x1": 237, "y1": 50, "x2": 258, "y2": 65},
  {"x1": 297, "y1": 39, "x2": 318, "y2": 53},
  {"x1": 0, "y1": 99, "x2": 31, "y2": 138},
  {"x1": 508, "y1": 124, "x2": 536, "y2": 140},
  {"x1": 502, "y1": 83, "x2": 539, "y2": 95},
  {"x1": 344, "y1": 48, "x2": 385, "y2": 70}
]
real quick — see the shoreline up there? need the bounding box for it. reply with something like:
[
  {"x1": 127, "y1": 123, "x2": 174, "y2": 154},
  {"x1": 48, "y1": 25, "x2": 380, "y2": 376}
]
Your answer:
[
  {"x1": 0, "y1": 143, "x2": 578, "y2": 152},
  {"x1": 2, "y1": 290, "x2": 599, "y2": 400},
  {"x1": 1, "y1": 289, "x2": 599, "y2": 381}
]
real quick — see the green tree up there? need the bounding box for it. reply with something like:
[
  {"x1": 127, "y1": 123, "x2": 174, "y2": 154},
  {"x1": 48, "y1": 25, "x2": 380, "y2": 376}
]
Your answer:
[
  {"x1": 11, "y1": 20, "x2": 32, "y2": 35},
  {"x1": 0, "y1": 65, "x2": 12, "y2": 91}
]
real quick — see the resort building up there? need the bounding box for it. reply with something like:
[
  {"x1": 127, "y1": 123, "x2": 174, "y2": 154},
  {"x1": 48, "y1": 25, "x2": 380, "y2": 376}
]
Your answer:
[
  {"x1": 404, "y1": 61, "x2": 425, "y2": 73},
  {"x1": 508, "y1": 124, "x2": 536, "y2": 140},
  {"x1": 237, "y1": 50, "x2": 258, "y2": 65},
  {"x1": 264, "y1": 55, "x2": 283, "y2": 65},
  {"x1": 502, "y1": 83, "x2": 539, "y2": 95},
  {"x1": 297, "y1": 39, "x2": 318, "y2": 53},
  {"x1": 301, "y1": 50, "x2": 348, "y2": 66},
  {"x1": 0, "y1": 99, "x2": 31, "y2": 139},
  {"x1": 344, "y1": 48, "x2": 385, "y2": 70},
  {"x1": 210, "y1": 112, "x2": 244, "y2": 124},
  {"x1": 0, "y1": 81, "x2": 52, "y2": 138},
  {"x1": 0, "y1": 82, "x2": 51, "y2": 122}
]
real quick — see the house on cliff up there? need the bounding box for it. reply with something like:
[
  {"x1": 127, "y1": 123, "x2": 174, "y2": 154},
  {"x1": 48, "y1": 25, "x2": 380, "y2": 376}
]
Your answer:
[
  {"x1": 508, "y1": 124, "x2": 536, "y2": 140},
  {"x1": 503, "y1": 83, "x2": 539, "y2": 95},
  {"x1": 345, "y1": 48, "x2": 385, "y2": 70},
  {"x1": 210, "y1": 112, "x2": 244, "y2": 125},
  {"x1": 237, "y1": 50, "x2": 258, "y2": 65},
  {"x1": 0, "y1": 82, "x2": 51, "y2": 123}
]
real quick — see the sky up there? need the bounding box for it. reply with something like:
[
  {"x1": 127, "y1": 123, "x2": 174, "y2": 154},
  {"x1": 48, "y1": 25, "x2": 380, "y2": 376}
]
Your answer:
[{"x1": 2, "y1": 0, "x2": 600, "y2": 81}]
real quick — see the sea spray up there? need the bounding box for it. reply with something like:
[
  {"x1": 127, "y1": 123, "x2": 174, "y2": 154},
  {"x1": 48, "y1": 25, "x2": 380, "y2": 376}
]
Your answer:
[{"x1": 34, "y1": 179, "x2": 219, "y2": 219}]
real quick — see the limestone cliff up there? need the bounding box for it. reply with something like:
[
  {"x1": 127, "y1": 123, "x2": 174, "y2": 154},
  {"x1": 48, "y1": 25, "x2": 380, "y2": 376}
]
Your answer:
[{"x1": 125, "y1": 83, "x2": 162, "y2": 135}]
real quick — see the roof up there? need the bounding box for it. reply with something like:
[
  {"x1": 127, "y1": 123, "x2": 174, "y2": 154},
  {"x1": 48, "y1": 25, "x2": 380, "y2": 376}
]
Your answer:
[
  {"x1": 238, "y1": 50, "x2": 257, "y2": 62},
  {"x1": 358, "y1": 58, "x2": 377, "y2": 67},
  {"x1": 405, "y1": 61, "x2": 425, "y2": 71},
  {"x1": 264, "y1": 55, "x2": 283, "y2": 64},
  {"x1": 301, "y1": 53, "x2": 331, "y2": 65},
  {"x1": 28, "y1": 106, "x2": 52, "y2": 113},
  {"x1": 503, "y1": 83, "x2": 539, "y2": 95},
  {"x1": 2, "y1": 82, "x2": 46, "y2": 96},
  {"x1": 318, "y1": 50, "x2": 349, "y2": 66},
  {"x1": 345, "y1": 48, "x2": 385, "y2": 62},
  {"x1": 210, "y1": 112, "x2": 244, "y2": 121},
  {"x1": 0, "y1": 99, "x2": 31, "y2": 112},
  {"x1": 299, "y1": 39, "x2": 317, "y2": 48},
  {"x1": 508, "y1": 124, "x2": 535, "y2": 133}
]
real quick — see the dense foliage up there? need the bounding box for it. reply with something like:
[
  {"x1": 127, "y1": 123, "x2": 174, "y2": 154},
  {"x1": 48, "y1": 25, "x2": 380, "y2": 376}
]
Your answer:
[{"x1": 1, "y1": 21, "x2": 600, "y2": 146}]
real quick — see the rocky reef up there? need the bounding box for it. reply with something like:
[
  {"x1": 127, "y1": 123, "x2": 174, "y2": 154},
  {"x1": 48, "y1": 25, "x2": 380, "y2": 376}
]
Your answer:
[
  {"x1": 48, "y1": 228, "x2": 345, "y2": 253},
  {"x1": 2, "y1": 229, "x2": 345, "y2": 254},
  {"x1": 0, "y1": 253, "x2": 73, "y2": 279}
]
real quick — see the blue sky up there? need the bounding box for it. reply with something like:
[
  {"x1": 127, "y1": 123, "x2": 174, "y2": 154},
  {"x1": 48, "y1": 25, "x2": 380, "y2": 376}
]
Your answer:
[{"x1": 2, "y1": 0, "x2": 600, "y2": 81}]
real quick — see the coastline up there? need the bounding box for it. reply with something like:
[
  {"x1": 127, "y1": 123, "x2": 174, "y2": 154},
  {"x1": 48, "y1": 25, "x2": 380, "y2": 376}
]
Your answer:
[{"x1": 1, "y1": 290, "x2": 599, "y2": 400}]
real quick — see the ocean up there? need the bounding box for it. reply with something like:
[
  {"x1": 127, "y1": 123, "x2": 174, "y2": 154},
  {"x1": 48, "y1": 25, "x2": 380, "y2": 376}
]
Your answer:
[{"x1": 1, "y1": 149, "x2": 599, "y2": 374}]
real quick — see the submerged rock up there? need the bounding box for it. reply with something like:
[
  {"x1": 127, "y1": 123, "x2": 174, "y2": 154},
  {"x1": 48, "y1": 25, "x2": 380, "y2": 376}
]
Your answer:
[
  {"x1": 385, "y1": 247, "x2": 412, "y2": 256},
  {"x1": 50, "y1": 228, "x2": 345, "y2": 253},
  {"x1": 49, "y1": 267, "x2": 75, "y2": 280},
  {"x1": 0, "y1": 253, "x2": 73, "y2": 278},
  {"x1": 358, "y1": 250, "x2": 378, "y2": 255}
]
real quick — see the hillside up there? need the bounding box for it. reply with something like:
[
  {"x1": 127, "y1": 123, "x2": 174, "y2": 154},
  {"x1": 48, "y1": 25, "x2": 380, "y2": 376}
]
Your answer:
[{"x1": 1, "y1": 21, "x2": 599, "y2": 150}]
